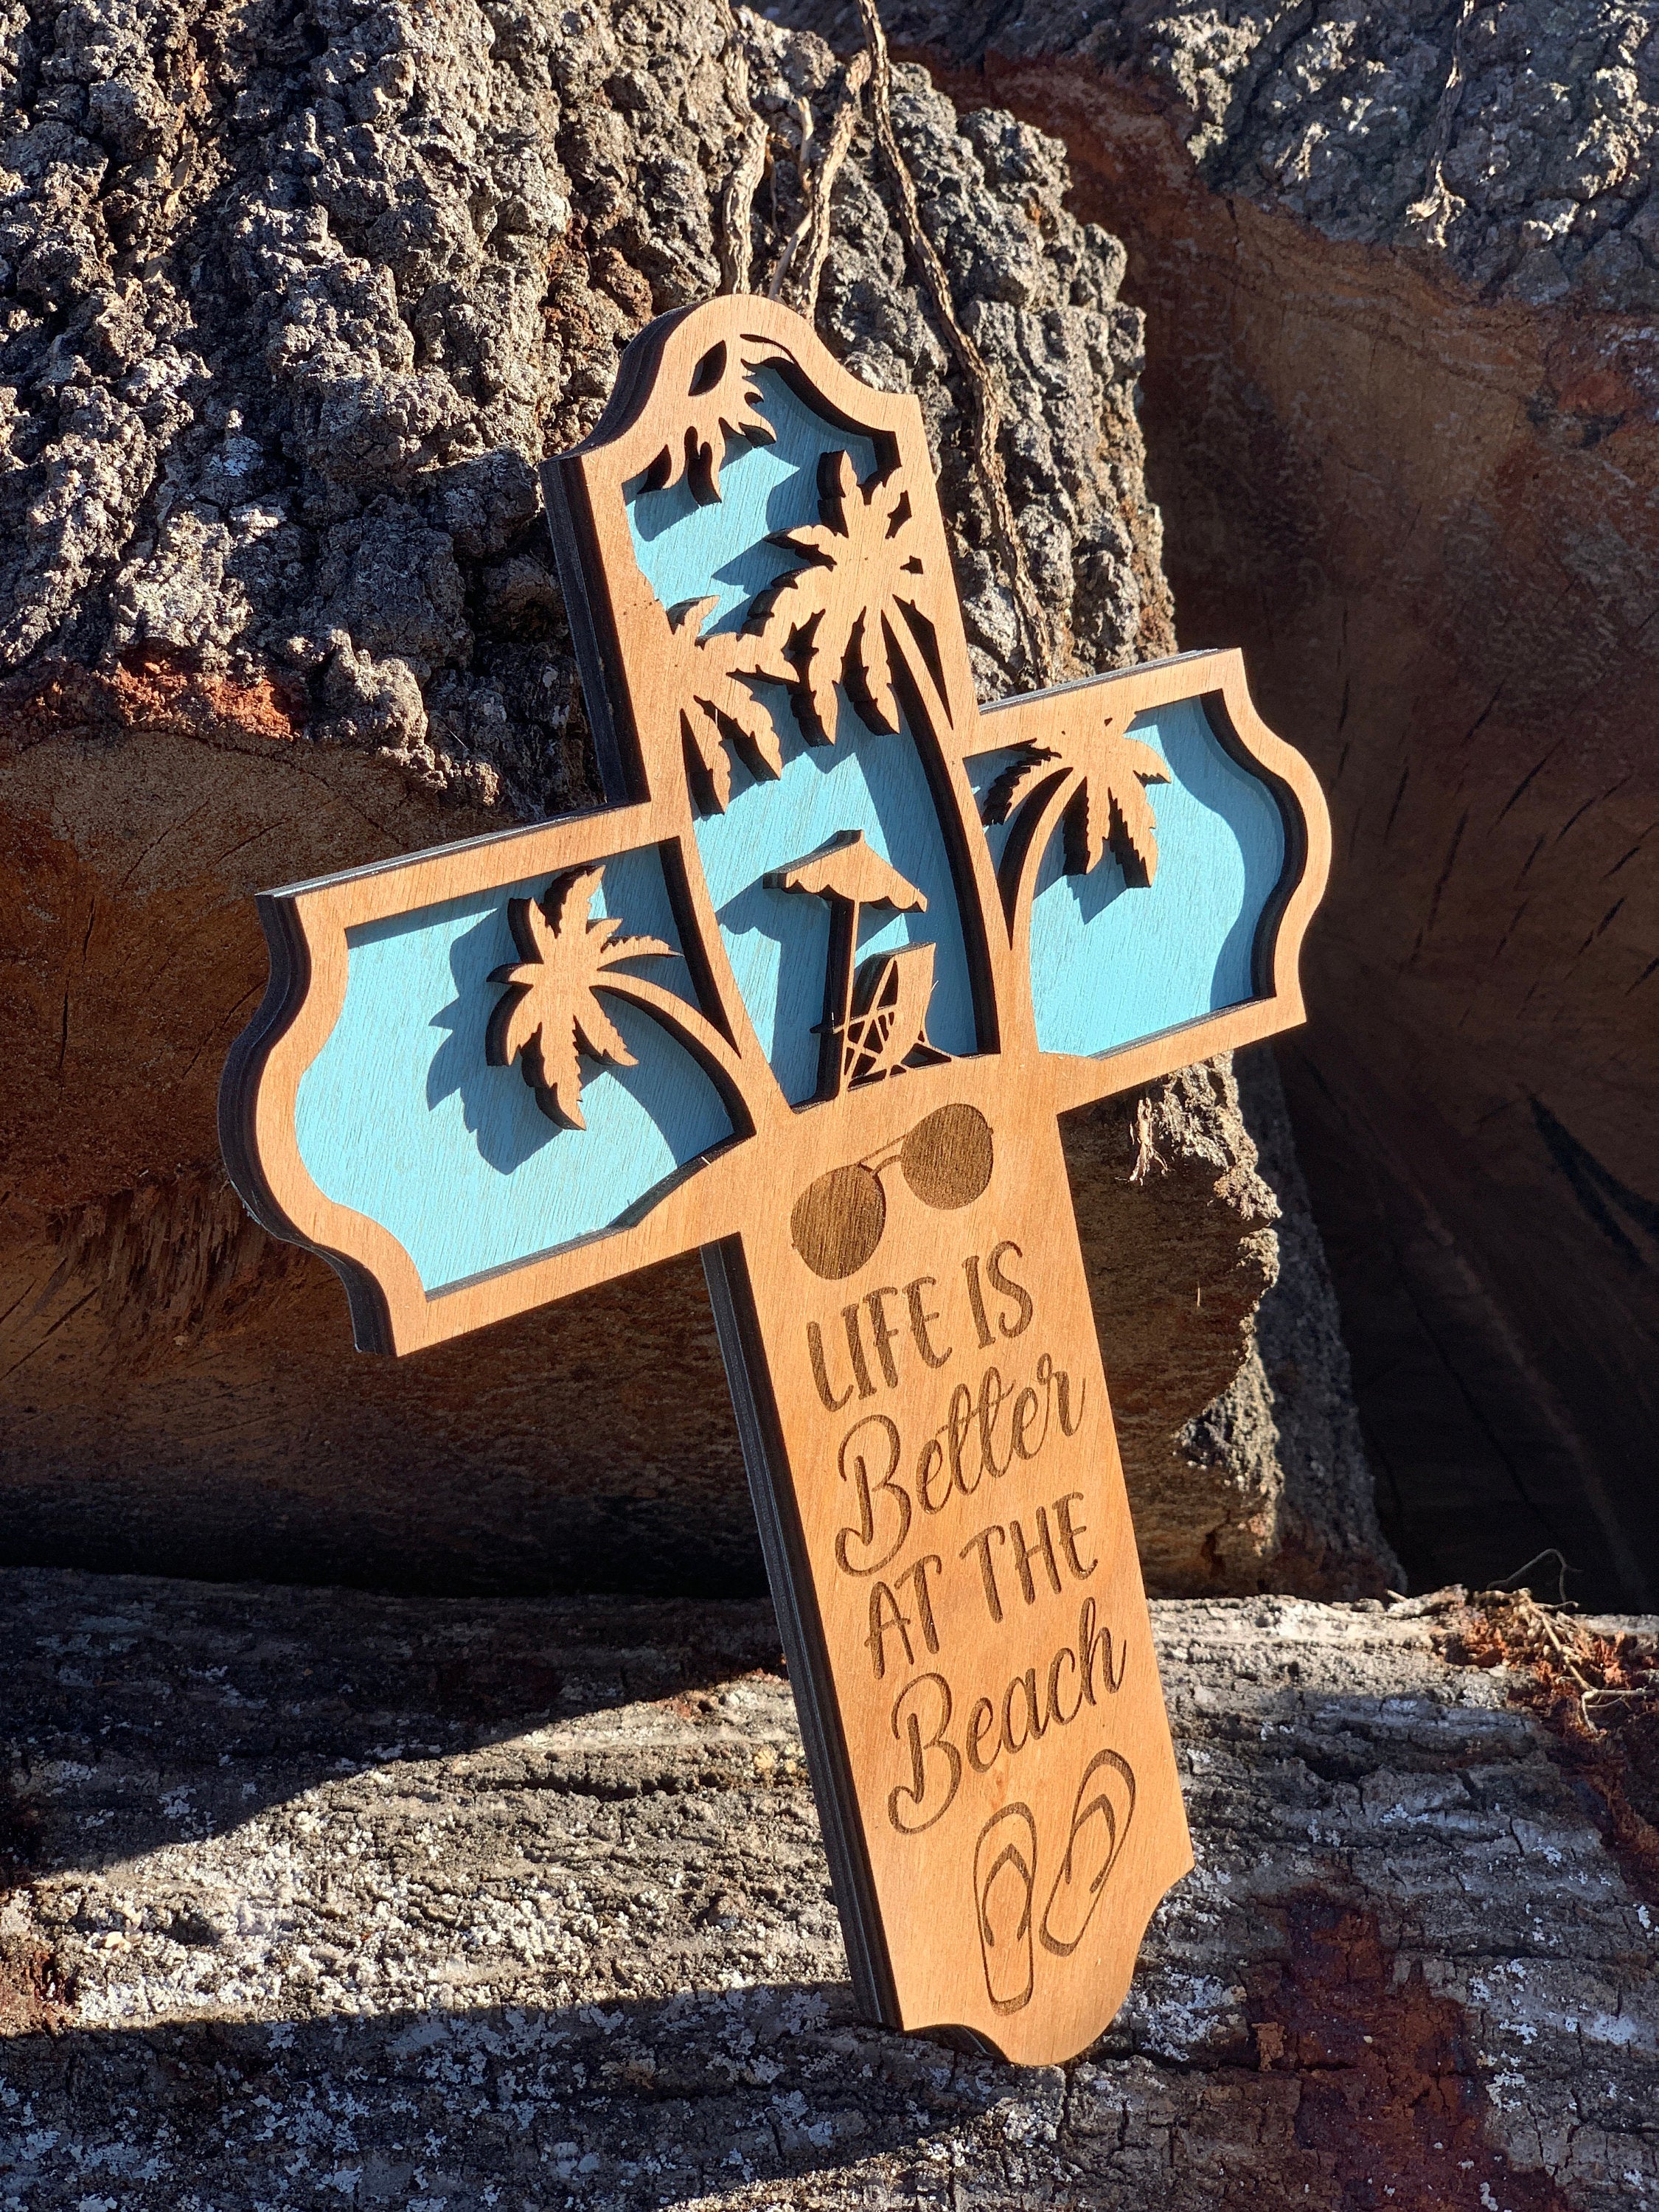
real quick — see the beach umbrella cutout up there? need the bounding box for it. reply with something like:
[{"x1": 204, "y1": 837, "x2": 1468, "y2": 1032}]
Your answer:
[{"x1": 767, "y1": 830, "x2": 945, "y2": 1098}]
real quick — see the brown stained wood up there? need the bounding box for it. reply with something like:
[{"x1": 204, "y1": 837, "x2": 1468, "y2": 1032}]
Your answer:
[
  {"x1": 219, "y1": 294, "x2": 1331, "y2": 2061},
  {"x1": 712, "y1": 1079, "x2": 1191, "y2": 2059}
]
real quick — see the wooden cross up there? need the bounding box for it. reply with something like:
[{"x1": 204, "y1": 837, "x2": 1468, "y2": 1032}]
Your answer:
[{"x1": 220, "y1": 296, "x2": 1329, "y2": 2065}]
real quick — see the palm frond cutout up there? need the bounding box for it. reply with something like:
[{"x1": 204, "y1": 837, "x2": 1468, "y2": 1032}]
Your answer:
[
  {"x1": 487, "y1": 866, "x2": 672, "y2": 1128},
  {"x1": 643, "y1": 340, "x2": 777, "y2": 504},
  {"x1": 984, "y1": 748, "x2": 1065, "y2": 828},
  {"x1": 742, "y1": 450, "x2": 947, "y2": 745},
  {"x1": 662, "y1": 596, "x2": 785, "y2": 814},
  {"x1": 1062, "y1": 728, "x2": 1170, "y2": 884},
  {"x1": 984, "y1": 713, "x2": 1172, "y2": 888}
]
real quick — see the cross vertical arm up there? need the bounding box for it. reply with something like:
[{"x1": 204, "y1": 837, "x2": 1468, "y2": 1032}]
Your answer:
[{"x1": 541, "y1": 294, "x2": 1020, "y2": 1076}]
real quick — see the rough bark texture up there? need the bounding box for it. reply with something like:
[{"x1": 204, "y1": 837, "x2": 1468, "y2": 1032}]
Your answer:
[
  {"x1": 776, "y1": 0, "x2": 1659, "y2": 1612},
  {"x1": 0, "y1": 1567, "x2": 1654, "y2": 2207},
  {"x1": 0, "y1": 0, "x2": 1393, "y2": 1599}
]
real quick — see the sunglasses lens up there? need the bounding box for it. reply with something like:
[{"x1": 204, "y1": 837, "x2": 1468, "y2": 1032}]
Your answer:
[
  {"x1": 791, "y1": 1163, "x2": 887, "y2": 1280},
  {"x1": 900, "y1": 1103, "x2": 993, "y2": 1211}
]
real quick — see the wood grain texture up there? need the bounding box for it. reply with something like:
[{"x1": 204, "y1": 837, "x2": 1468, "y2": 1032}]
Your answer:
[
  {"x1": 706, "y1": 1073, "x2": 1191, "y2": 2059},
  {"x1": 218, "y1": 296, "x2": 1329, "y2": 2059}
]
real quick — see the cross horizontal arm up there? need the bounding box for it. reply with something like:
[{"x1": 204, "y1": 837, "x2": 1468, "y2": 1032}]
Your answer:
[
  {"x1": 962, "y1": 647, "x2": 1330, "y2": 1112},
  {"x1": 220, "y1": 794, "x2": 771, "y2": 1355}
]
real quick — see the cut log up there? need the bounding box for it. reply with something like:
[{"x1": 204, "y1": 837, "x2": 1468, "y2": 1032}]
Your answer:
[
  {"x1": 0, "y1": 1, "x2": 1392, "y2": 1601},
  {"x1": 0, "y1": 1568, "x2": 1652, "y2": 2207}
]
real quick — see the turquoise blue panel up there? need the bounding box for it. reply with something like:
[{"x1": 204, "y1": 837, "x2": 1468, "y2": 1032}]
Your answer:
[
  {"x1": 626, "y1": 366, "x2": 878, "y2": 632},
  {"x1": 627, "y1": 368, "x2": 975, "y2": 1104},
  {"x1": 967, "y1": 699, "x2": 1287, "y2": 1058},
  {"x1": 689, "y1": 695, "x2": 978, "y2": 1102},
  {"x1": 293, "y1": 847, "x2": 731, "y2": 1295}
]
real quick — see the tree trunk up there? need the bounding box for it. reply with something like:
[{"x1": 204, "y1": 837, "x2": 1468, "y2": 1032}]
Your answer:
[{"x1": 0, "y1": 0, "x2": 1392, "y2": 1602}]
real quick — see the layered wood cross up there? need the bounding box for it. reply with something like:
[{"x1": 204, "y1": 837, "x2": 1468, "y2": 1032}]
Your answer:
[{"x1": 221, "y1": 296, "x2": 1329, "y2": 2065}]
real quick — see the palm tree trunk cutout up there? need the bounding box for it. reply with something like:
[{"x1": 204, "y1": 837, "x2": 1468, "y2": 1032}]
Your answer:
[{"x1": 768, "y1": 830, "x2": 947, "y2": 1096}]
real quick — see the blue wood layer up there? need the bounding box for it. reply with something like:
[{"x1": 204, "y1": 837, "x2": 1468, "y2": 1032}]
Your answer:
[
  {"x1": 628, "y1": 369, "x2": 976, "y2": 1103},
  {"x1": 687, "y1": 713, "x2": 978, "y2": 1105},
  {"x1": 625, "y1": 365, "x2": 877, "y2": 634},
  {"x1": 293, "y1": 847, "x2": 731, "y2": 1295},
  {"x1": 968, "y1": 699, "x2": 1287, "y2": 1059}
]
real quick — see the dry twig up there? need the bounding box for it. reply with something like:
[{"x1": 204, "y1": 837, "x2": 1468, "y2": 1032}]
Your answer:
[
  {"x1": 848, "y1": 0, "x2": 1057, "y2": 685},
  {"x1": 1466, "y1": 1583, "x2": 1658, "y2": 1739},
  {"x1": 1449, "y1": 1582, "x2": 1659, "y2": 1900},
  {"x1": 1405, "y1": 0, "x2": 1477, "y2": 243},
  {"x1": 718, "y1": 31, "x2": 768, "y2": 294},
  {"x1": 769, "y1": 52, "x2": 872, "y2": 318},
  {"x1": 1127, "y1": 1093, "x2": 1163, "y2": 1186}
]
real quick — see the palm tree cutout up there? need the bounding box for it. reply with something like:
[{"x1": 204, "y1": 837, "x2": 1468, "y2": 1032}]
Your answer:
[
  {"x1": 767, "y1": 830, "x2": 947, "y2": 1096},
  {"x1": 487, "y1": 867, "x2": 672, "y2": 1127},
  {"x1": 744, "y1": 451, "x2": 947, "y2": 746},
  {"x1": 659, "y1": 595, "x2": 784, "y2": 813},
  {"x1": 643, "y1": 338, "x2": 777, "y2": 504},
  {"x1": 983, "y1": 708, "x2": 1172, "y2": 932},
  {"x1": 487, "y1": 866, "x2": 765, "y2": 1135}
]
